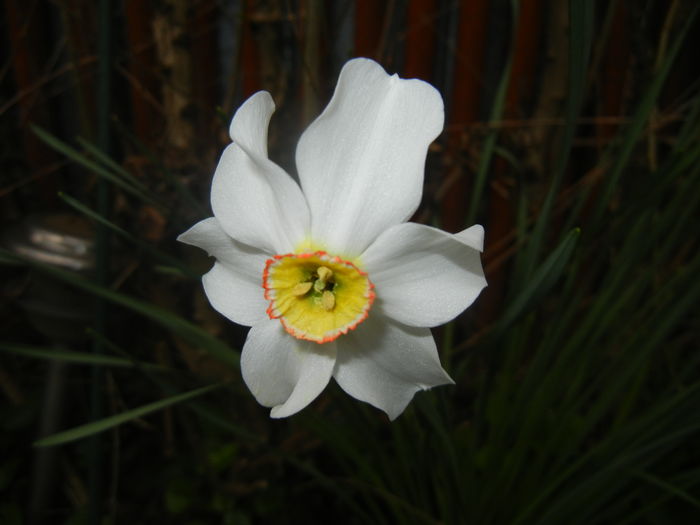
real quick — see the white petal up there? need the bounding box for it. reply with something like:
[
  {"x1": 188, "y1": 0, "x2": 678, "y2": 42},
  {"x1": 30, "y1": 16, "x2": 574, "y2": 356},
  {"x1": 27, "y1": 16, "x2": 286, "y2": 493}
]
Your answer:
[
  {"x1": 333, "y1": 315, "x2": 453, "y2": 420},
  {"x1": 202, "y1": 263, "x2": 268, "y2": 327},
  {"x1": 178, "y1": 217, "x2": 269, "y2": 326},
  {"x1": 361, "y1": 222, "x2": 487, "y2": 327},
  {"x1": 296, "y1": 58, "x2": 444, "y2": 256},
  {"x1": 241, "y1": 320, "x2": 337, "y2": 418},
  {"x1": 177, "y1": 217, "x2": 265, "y2": 279},
  {"x1": 454, "y1": 224, "x2": 485, "y2": 252},
  {"x1": 228, "y1": 91, "x2": 273, "y2": 156},
  {"x1": 211, "y1": 92, "x2": 310, "y2": 254}
]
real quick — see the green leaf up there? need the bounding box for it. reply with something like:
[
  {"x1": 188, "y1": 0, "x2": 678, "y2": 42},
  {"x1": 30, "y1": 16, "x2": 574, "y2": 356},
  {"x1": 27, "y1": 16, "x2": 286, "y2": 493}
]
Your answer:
[
  {"x1": 35, "y1": 383, "x2": 221, "y2": 447},
  {"x1": 635, "y1": 471, "x2": 700, "y2": 510},
  {"x1": 76, "y1": 136, "x2": 149, "y2": 192},
  {"x1": 498, "y1": 228, "x2": 580, "y2": 331},
  {"x1": 518, "y1": 0, "x2": 594, "y2": 281},
  {"x1": 112, "y1": 117, "x2": 209, "y2": 218},
  {"x1": 591, "y1": 5, "x2": 699, "y2": 221},
  {"x1": 465, "y1": 0, "x2": 520, "y2": 227},
  {"x1": 0, "y1": 342, "x2": 164, "y2": 370},
  {"x1": 31, "y1": 125, "x2": 163, "y2": 208},
  {"x1": 58, "y1": 191, "x2": 199, "y2": 279},
  {"x1": 0, "y1": 248, "x2": 239, "y2": 369}
]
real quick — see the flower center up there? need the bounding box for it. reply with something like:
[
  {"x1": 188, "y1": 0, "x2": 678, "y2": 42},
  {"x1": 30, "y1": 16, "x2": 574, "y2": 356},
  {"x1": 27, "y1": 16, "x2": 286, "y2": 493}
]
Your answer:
[{"x1": 263, "y1": 251, "x2": 375, "y2": 343}]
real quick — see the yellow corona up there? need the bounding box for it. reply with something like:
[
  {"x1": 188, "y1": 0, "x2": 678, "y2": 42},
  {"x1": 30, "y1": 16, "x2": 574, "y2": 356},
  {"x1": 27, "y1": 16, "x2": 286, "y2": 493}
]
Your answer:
[{"x1": 263, "y1": 251, "x2": 375, "y2": 343}]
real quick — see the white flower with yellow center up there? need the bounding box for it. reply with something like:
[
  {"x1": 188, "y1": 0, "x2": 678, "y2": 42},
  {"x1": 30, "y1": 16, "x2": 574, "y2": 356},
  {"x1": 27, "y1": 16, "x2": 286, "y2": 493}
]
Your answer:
[{"x1": 178, "y1": 58, "x2": 487, "y2": 419}]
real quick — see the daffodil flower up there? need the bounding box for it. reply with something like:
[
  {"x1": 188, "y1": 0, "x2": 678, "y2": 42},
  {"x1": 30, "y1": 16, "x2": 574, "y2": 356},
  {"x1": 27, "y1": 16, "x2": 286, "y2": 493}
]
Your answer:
[{"x1": 178, "y1": 58, "x2": 486, "y2": 419}]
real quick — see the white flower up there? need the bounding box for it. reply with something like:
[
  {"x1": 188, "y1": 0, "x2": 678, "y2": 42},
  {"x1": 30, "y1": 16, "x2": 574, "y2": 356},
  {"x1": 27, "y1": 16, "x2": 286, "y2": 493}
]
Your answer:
[{"x1": 178, "y1": 58, "x2": 487, "y2": 420}]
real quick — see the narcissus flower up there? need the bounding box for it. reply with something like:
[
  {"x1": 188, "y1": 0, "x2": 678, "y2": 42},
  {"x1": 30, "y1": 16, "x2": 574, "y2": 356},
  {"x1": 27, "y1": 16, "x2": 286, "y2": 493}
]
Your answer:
[{"x1": 178, "y1": 58, "x2": 486, "y2": 419}]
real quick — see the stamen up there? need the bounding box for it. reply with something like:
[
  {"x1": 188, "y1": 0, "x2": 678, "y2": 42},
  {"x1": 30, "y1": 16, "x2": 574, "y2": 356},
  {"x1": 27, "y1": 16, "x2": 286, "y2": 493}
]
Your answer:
[
  {"x1": 314, "y1": 265, "x2": 333, "y2": 292},
  {"x1": 322, "y1": 290, "x2": 335, "y2": 311},
  {"x1": 317, "y1": 266, "x2": 333, "y2": 283},
  {"x1": 291, "y1": 281, "x2": 313, "y2": 296},
  {"x1": 313, "y1": 279, "x2": 325, "y2": 293}
]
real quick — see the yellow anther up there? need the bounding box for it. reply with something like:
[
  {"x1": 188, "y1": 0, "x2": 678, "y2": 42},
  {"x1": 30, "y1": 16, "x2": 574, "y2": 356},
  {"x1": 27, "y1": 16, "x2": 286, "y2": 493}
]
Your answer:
[
  {"x1": 314, "y1": 266, "x2": 334, "y2": 293},
  {"x1": 321, "y1": 290, "x2": 336, "y2": 311},
  {"x1": 291, "y1": 281, "x2": 313, "y2": 296},
  {"x1": 316, "y1": 266, "x2": 333, "y2": 283}
]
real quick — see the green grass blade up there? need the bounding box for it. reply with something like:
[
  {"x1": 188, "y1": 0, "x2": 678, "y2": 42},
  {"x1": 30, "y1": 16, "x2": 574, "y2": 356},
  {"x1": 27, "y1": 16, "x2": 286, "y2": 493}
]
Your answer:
[
  {"x1": 76, "y1": 136, "x2": 149, "y2": 192},
  {"x1": 591, "y1": 5, "x2": 699, "y2": 222},
  {"x1": 635, "y1": 471, "x2": 700, "y2": 510},
  {"x1": 519, "y1": 0, "x2": 593, "y2": 281},
  {"x1": 34, "y1": 383, "x2": 221, "y2": 447},
  {"x1": 60, "y1": 191, "x2": 131, "y2": 236},
  {"x1": 112, "y1": 117, "x2": 209, "y2": 219},
  {"x1": 497, "y1": 228, "x2": 580, "y2": 331},
  {"x1": 465, "y1": 0, "x2": 519, "y2": 226},
  {"x1": 0, "y1": 342, "x2": 163, "y2": 370},
  {"x1": 58, "y1": 192, "x2": 199, "y2": 279},
  {"x1": 31, "y1": 125, "x2": 164, "y2": 208},
  {"x1": 512, "y1": 375, "x2": 700, "y2": 525},
  {"x1": 0, "y1": 248, "x2": 239, "y2": 368}
]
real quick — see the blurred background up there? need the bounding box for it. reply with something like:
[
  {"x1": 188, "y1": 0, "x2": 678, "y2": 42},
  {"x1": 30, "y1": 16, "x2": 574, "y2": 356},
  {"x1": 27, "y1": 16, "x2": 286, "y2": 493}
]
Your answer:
[{"x1": 2, "y1": 0, "x2": 700, "y2": 523}]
